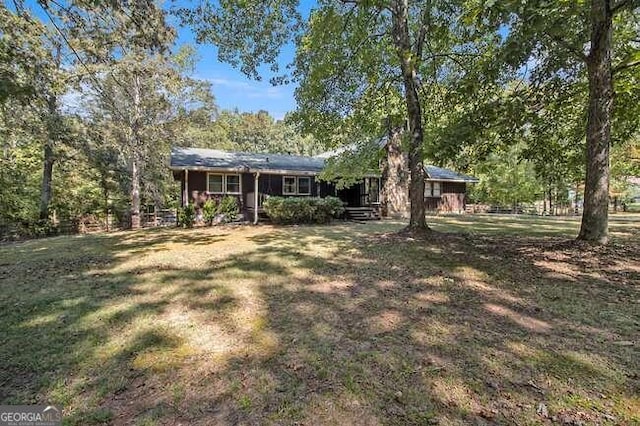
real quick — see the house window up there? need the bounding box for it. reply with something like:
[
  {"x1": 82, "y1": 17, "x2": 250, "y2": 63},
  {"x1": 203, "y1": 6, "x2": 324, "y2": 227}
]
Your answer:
[
  {"x1": 226, "y1": 174, "x2": 241, "y2": 194},
  {"x1": 208, "y1": 173, "x2": 241, "y2": 194},
  {"x1": 297, "y1": 177, "x2": 311, "y2": 195},
  {"x1": 283, "y1": 176, "x2": 311, "y2": 195},
  {"x1": 283, "y1": 176, "x2": 297, "y2": 194},
  {"x1": 433, "y1": 182, "x2": 441, "y2": 197},
  {"x1": 369, "y1": 177, "x2": 380, "y2": 203},
  {"x1": 425, "y1": 181, "x2": 442, "y2": 197},
  {"x1": 208, "y1": 174, "x2": 224, "y2": 193}
]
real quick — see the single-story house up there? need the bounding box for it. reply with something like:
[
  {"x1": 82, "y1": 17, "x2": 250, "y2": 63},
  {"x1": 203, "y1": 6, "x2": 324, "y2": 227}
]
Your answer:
[{"x1": 169, "y1": 139, "x2": 478, "y2": 222}]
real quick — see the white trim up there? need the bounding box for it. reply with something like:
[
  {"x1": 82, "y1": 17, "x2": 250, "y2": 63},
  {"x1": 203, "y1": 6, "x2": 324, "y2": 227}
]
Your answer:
[
  {"x1": 283, "y1": 175, "x2": 312, "y2": 196},
  {"x1": 254, "y1": 172, "x2": 260, "y2": 224},
  {"x1": 225, "y1": 173, "x2": 242, "y2": 194},
  {"x1": 207, "y1": 172, "x2": 242, "y2": 195},
  {"x1": 283, "y1": 176, "x2": 298, "y2": 195},
  {"x1": 297, "y1": 176, "x2": 311, "y2": 195}
]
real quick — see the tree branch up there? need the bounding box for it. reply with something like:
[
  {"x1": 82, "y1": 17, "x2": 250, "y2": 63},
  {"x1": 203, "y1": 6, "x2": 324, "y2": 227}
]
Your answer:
[
  {"x1": 414, "y1": 0, "x2": 432, "y2": 60},
  {"x1": 547, "y1": 33, "x2": 587, "y2": 62},
  {"x1": 613, "y1": 58, "x2": 640, "y2": 74},
  {"x1": 611, "y1": 0, "x2": 632, "y2": 14}
]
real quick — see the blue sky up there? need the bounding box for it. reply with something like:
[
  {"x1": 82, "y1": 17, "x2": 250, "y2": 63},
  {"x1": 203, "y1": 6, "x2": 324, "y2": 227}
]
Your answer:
[
  {"x1": 173, "y1": 1, "x2": 317, "y2": 120},
  {"x1": 20, "y1": 0, "x2": 316, "y2": 120}
]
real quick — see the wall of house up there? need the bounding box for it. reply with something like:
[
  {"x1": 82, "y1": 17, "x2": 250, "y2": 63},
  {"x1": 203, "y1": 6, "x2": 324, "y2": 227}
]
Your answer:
[
  {"x1": 177, "y1": 171, "x2": 325, "y2": 212},
  {"x1": 425, "y1": 181, "x2": 467, "y2": 213}
]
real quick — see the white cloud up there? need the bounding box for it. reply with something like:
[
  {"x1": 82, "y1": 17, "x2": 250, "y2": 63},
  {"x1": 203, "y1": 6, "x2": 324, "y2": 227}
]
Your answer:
[{"x1": 206, "y1": 77, "x2": 284, "y2": 100}]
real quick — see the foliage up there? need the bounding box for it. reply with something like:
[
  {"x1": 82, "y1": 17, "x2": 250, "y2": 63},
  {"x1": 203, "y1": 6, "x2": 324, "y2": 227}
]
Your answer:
[
  {"x1": 178, "y1": 204, "x2": 196, "y2": 228},
  {"x1": 202, "y1": 199, "x2": 218, "y2": 225},
  {"x1": 466, "y1": 0, "x2": 639, "y2": 242},
  {"x1": 180, "y1": 0, "x2": 501, "y2": 230},
  {"x1": 202, "y1": 196, "x2": 240, "y2": 225},
  {"x1": 468, "y1": 144, "x2": 543, "y2": 209},
  {"x1": 319, "y1": 139, "x2": 384, "y2": 189},
  {"x1": 217, "y1": 196, "x2": 240, "y2": 221},
  {"x1": 263, "y1": 196, "x2": 344, "y2": 224}
]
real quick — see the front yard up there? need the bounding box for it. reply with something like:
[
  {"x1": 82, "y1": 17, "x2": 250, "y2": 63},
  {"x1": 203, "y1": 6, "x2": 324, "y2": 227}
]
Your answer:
[{"x1": 0, "y1": 214, "x2": 638, "y2": 425}]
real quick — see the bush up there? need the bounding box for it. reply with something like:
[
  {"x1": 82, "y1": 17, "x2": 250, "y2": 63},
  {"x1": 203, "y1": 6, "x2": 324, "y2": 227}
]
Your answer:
[
  {"x1": 263, "y1": 196, "x2": 344, "y2": 224},
  {"x1": 202, "y1": 199, "x2": 218, "y2": 225},
  {"x1": 177, "y1": 204, "x2": 196, "y2": 228},
  {"x1": 218, "y1": 196, "x2": 239, "y2": 220}
]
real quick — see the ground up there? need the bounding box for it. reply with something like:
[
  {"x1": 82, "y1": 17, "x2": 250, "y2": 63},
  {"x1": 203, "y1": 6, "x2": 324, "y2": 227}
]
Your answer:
[{"x1": 0, "y1": 214, "x2": 638, "y2": 425}]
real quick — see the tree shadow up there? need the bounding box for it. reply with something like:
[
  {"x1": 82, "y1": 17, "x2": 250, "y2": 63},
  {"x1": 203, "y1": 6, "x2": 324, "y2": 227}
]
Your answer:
[{"x1": 0, "y1": 222, "x2": 638, "y2": 425}]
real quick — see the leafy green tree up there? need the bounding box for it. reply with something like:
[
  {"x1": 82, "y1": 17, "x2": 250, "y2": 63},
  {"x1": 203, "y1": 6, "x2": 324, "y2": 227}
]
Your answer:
[
  {"x1": 182, "y1": 0, "x2": 496, "y2": 232},
  {"x1": 469, "y1": 144, "x2": 543, "y2": 211},
  {"x1": 470, "y1": 0, "x2": 639, "y2": 243}
]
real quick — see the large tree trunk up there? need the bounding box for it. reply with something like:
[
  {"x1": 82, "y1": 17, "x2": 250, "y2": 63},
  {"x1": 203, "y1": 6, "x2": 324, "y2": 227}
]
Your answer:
[
  {"x1": 130, "y1": 72, "x2": 142, "y2": 230},
  {"x1": 39, "y1": 95, "x2": 58, "y2": 221},
  {"x1": 381, "y1": 127, "x2": 410, "y2": 218},
  {"x1": 577, "y1": 0, "x2": 613, "y2": 244},
  {"x1": 391, "y1": 0, "x2": 427, "y2": 231}
]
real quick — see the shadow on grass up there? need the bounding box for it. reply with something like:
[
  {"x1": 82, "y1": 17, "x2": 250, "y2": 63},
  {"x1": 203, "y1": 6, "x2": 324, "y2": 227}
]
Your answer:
[{"x1": 0, "y1": 221, "x2": 638, "y2": 424}]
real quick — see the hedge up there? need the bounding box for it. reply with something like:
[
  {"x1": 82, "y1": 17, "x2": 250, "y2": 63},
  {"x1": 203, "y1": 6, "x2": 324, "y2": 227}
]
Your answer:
[{"x1": 263, "y1": 196, "x2": 345, "y2": 224}]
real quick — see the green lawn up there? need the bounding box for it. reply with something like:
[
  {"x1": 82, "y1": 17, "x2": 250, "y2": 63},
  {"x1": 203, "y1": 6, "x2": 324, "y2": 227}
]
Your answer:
[{"x1": 1, "y1": 214, "x2": 638, "y2": 425}]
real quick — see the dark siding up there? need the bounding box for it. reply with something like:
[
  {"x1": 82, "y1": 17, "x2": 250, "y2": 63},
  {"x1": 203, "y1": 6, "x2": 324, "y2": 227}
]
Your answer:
[
  {"x1": 442, "y1": 181, "x2": 466, "y2": 194},
  {"x1": 257, "y1": 174, "x2": 320, "y2": 197},
  {"x1": 425, "y1": 181, "x2": 467, "y2": 213},
  {"x1": 188, "y1": 171, "x2": 208, "y2": 192},
  {"x1": 319, "y1": 181, "x2": 336, "y2": 197}
]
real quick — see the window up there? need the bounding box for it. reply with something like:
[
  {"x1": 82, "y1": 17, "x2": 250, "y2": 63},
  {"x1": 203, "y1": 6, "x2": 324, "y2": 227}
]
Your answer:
[
  {"x1": 283, "y1": 176, "x2": 297, "y2": 194},
  {"x1": 208, "y1": 173, "x2": 241, "y2": 194},
  {"x1": 297, "y1": 177, "x2": 311, "y2": 195},
  {"x1": 369, "y1": 177, "x2": 380, "y2": 203},
  {"x1": 283, "y1": 176, "x2": 311, "y2": 195},
  {"x1": 226, "y1": 174, "x2": 241, "y2": 194},
  {"x1": 425, "y1": 181, "x2": 442, "y2": 197},
  {"x1": 208, "y1": 174, "x2": 224, "y2": 193},
  {"x1": 433, "y1": 182, "x2": 441, "y2": 197}
]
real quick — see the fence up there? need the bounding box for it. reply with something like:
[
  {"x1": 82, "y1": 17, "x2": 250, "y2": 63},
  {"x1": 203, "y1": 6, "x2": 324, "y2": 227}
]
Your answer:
[{"x1": 0, "y1": 208, "x2": 178, "y2": 241}]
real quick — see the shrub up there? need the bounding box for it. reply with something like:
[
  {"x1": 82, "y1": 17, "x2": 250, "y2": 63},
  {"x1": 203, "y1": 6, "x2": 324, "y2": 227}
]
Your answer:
[
  {"x1": 202, "y1": 199, "x2": 218, "y2": 225},
  {"x1": 217, "y1": 196, "x2": 239, "y2": 221},
  {"x1": 177, "y1": 204, "x2": 196, "y2": 228},
  {"x1": 263, "y1": 196, "x2": 344, "y2": 224}
]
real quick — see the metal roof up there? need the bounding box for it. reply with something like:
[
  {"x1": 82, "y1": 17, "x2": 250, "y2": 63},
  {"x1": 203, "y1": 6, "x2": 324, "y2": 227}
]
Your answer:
[
  {"x1": 170, "y1": 146, "x2": 478, "y2": 182},
  {"x1": 170, "y1": 147, "x2": 325, "y2": 174},
  {"x1": 425, "y1": 165, "x2": 479, "y2": 183}
]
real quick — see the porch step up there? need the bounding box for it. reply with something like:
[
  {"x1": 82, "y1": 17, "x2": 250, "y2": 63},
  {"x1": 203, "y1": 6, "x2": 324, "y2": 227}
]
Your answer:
[{"x1": 345, "y1": 207, "x2": 381, "y2": 221}]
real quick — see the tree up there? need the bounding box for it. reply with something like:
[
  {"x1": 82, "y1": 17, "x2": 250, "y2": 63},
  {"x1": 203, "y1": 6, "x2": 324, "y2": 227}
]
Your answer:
[
  {"x1": 473, "y1": 0, "x2": 639, "y2": 243},
  {"x1": 181, "y1": 0, "x2": 492, "y2": 232}
]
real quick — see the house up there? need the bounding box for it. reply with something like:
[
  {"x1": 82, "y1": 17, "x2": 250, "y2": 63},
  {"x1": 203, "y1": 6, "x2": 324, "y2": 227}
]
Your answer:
[{"x1": 169, "y1": 141, "x2": 478, "y2": 223}]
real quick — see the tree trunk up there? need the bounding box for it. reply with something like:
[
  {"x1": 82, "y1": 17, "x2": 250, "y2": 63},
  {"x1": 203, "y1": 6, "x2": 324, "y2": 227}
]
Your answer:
[
  {"x1": 39, "y1": 140, "x2": 54, "y2": 221},
  {"x1": 381, "y1": 126, "x2": 410, "y2": 218},
  {"x1": 131, "y1": 153, "x2": 141, "y2": 229},
  {"x1": 39, "y1": 94, "x2": 58, "y2": 221},
  {"x1": 577, "y1": 0, "x2": 613, "y2": 244},
  {"x1": 391, "y1": 0, "x2": 427, "y2": 231},
  {"x1": 130, "y1": 72, "x2": 142, "y2": 230}
]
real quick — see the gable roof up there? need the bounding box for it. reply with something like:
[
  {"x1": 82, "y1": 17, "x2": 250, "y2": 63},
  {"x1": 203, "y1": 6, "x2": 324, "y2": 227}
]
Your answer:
[
  {"x1": 170, "y1": 147, "x2": 325, "y2": 175},
  {"x1": 170, "y1": 146, "x2": 478, "y2": 183}
]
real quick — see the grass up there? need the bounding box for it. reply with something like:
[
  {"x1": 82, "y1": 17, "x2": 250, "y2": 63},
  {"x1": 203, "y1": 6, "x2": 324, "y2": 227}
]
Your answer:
[{"x1": 0, "y1": 214, "x2": 638, "y2": 425}]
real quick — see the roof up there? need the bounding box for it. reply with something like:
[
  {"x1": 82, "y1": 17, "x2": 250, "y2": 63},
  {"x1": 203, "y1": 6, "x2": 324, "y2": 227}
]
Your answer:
[
  {"x1": 170, "y1": 146, "x2": 478, "y2": 182},
  {"x1": 170, "y1": 147, "x2": 325, "y2": 174},
  {"x1": 425, "y1": 165, "x2": 479, "y2": 183}
]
